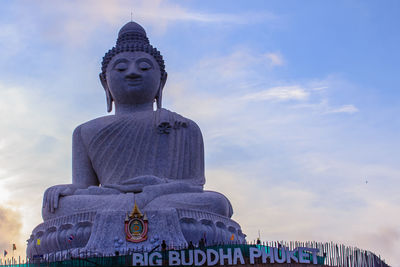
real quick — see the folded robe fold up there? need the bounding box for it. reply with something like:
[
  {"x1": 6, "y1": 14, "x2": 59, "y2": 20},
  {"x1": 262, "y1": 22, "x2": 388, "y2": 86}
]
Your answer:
[{"x1": 86, "y1": 109, "x2": 205, "y2": 187}]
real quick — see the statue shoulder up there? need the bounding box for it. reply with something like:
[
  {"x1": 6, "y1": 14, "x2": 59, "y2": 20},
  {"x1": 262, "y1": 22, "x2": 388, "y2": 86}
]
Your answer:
[
  {"x1": 158, "y1": 108, "x2": 202, "y2": 133},
  {"x1": 73, "y1": 115, "x2": 117, "y2": 146}
]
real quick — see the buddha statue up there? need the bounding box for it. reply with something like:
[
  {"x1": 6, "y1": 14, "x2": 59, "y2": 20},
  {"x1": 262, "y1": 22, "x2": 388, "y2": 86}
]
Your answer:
[{"x1": 27, "y1": 21, "x2": 245, "y2": 258}]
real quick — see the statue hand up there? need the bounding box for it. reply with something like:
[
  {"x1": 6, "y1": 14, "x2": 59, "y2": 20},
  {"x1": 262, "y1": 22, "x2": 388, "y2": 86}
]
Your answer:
[
  {"x1": 102, "y1": 175, "x2": 166, "y2": 193},
  {"x1": 43, "y1": 184, "x2": 77, "y2": 213},
  {"x1": 120, "y1": 175, "x2": 165, "y2": 186},
  {"x1": 102, "y1": 183, "x2": 144, "y2": 193}
]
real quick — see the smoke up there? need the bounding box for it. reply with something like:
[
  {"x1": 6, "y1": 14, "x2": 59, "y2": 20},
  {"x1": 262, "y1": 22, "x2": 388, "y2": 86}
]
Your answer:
[
  {"x1": 354, "y1": 226, "x2": 400, "y2": 266},
  {"x1": 0, "y1": 205, "x2": 22, "y2": 256}
]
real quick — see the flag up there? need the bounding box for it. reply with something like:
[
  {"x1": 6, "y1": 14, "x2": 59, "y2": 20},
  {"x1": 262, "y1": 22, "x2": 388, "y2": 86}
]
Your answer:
[
  {"x1": 68, "y1": 235, "x2": 74, "y2": 243},
  {"x1": 3, "y1": 250, "x2": 7, "y2": 257},
  {"x1": 230, "y1": 234, "x2": 234, "y2": 241},
  {"x1": 36, "y1": 239, "x2": 41, "y2": 245},
  {"x1": 12, "y1": 244, "x2": 16, "y2": 251}
]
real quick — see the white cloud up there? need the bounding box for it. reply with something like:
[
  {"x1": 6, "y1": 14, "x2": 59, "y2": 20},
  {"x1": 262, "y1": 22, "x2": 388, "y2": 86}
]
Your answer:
[
  {"x1": 138, "y1": 3, "x2": 275, "y2": 24},
  {"x1": 328, "y1": 104, "x2": 359, "y2": 114},
  {"x1": 165, "y1": 50, "x2": 399, "y2": 264},
  {"x1": 241, "y1": 86, "x2": 309, "y2": 102},
  {"x1": 15, "y1": 0, "x2": 276, "y2": 46},
  {"x1": 194, "y1": 49, "x2": 271, "y2": 82},
  {"x1": 264, "y1": 52, "x2": 284, "y2": 66},
  {"x1": 0, "y1": 82, "x2": 75, "y2": 256},
  {"x1": 205, "y1": 165, "x2": 400, "y2": 263},
  {"x1": 1, "y1": 5, "x2": 397, "y2": 264},
  {"x1": 312, "y1": 86, "x2": 328, "y2": 91},
  {"x1": 0, "y1": 24, "x2": 26, "y2": 58}
]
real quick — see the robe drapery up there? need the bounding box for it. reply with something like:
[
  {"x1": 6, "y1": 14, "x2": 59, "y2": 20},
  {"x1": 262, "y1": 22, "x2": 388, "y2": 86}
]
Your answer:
[{"x1": 86, "y1": 109, "x2": 205, "y2": 186}]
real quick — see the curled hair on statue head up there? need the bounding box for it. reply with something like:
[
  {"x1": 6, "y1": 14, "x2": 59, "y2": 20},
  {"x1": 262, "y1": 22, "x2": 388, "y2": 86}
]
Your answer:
[{"x1": 101, "y1": 44, "x2": 166, "y2": 84}]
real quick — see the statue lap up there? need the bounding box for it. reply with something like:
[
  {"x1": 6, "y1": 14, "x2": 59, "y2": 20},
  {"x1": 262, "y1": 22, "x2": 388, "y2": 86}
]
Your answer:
[{"x1": 42, "y1": 187, "x2": 233, "y2": 221}]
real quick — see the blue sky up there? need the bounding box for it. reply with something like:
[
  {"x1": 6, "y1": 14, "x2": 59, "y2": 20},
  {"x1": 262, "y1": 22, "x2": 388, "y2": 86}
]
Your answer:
[{"x1": 0, "y1": 0, "x2": 399, "y2": 264}]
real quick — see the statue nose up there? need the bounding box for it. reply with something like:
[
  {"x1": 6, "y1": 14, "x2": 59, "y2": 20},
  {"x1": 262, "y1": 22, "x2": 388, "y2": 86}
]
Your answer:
[
  {"x1": 126, "y1": 72, "x2": 141, "y2": 79},
  {"x1": 125, "y1": 67, "x2": 141, "y2": 79},
  {"x1": 125, "y1": 65, "x2": 141, "y2": 78}
]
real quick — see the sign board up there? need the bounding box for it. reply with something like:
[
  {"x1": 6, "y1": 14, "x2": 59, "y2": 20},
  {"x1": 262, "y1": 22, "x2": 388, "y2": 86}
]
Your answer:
[{"x1": 132, "y1": 246, "x2": 320, "y2": 266}]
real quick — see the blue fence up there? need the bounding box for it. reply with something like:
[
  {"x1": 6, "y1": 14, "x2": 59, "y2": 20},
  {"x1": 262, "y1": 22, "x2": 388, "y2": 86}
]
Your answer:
[{"x1": 0, "y1": 241, "x2": 390, "y2": 267}]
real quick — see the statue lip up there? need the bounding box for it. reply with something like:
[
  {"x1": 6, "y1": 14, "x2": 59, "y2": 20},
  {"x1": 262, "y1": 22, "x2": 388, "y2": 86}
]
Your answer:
[{"x1": 126, "y1": 77, "x2": 143, "y2": 86}]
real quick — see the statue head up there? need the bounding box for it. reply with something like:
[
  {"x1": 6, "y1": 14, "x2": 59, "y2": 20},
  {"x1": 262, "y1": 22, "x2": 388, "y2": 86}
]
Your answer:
[{"x1": 100, "y1": 22, "x2": 167, "y2": 112}]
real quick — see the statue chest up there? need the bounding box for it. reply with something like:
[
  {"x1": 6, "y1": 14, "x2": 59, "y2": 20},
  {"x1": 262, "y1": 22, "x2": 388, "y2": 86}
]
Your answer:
[{"x1": 86, "y1": 117, "x2": 200, "y2": 184}]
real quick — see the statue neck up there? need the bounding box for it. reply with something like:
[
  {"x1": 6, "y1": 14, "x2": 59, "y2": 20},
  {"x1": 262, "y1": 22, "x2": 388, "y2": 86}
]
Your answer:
[{"x1": 114, "y1": 102, "x2": 154, "y2": 115}]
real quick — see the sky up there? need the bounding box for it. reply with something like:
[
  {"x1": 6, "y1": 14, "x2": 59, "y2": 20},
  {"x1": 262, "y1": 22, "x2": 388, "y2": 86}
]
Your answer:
[{"x1": 0, "y1": 0, "x2": 399, "y2": 265}]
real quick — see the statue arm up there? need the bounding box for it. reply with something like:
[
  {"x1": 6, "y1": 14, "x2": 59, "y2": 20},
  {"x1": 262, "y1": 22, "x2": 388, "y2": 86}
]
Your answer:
[
  {"x1": 72, "y1": 125, "x2": 99, "y2": 187},
  {"x1": 141, "y1": 119, "x2": 205, "y2": 193},
  {"x1": 43, "y1": 125, "x2": 99, "y2": 213},
  {"x1": 142, "y1": 118, "x2": 205, "y2": 187},
  {"x1": 189, "y1": 120, "x2": 205, "y2": 186}
]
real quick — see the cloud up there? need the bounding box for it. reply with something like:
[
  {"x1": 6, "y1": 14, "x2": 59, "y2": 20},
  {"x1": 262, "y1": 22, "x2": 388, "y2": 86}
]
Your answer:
[
  {"x1": 0, "y1": 5, "x2": 397, "y2": 264},
  {"x1": 354, "y1": 226, "x2": 400, "y2": 259},
  {"x1": 241, "y1": 86, "x2": 309, "y2": 102},
  {"x1": 264, "y1": 52, "x2": 284, "y2": 66},
  {"x1": 167, "y1": 50, "x2": 357, "y2": 123},
  {"x1": 165, "y1": 49, "x2": 399, "y2": 264},
  {"x1": 13, "y1": 0, "x2": 276, "y2": 46},
  {"x1": 138, "y1": 2, "x2": 275, "y2": 24},
  {"x1": 312, "y1": 86, "x2": 328, "y2": 91},
  {"x1": 0, "y1": 24, "x2": 27, "y2": 58},
  {"x1": 327, "y1": 104, "x2": 359, "y2": 114},
  {"x1": 0, "y1": 82, "x2": 76, "y2": 253},
  {"x1": 205, "y1": 168, "x2": 323, "y2": 238},
  {"x1": 204, "y1": 165, "x2": 400, "y2": 264},
  {"x1": 193, "y1": 49, "x2": 278, "y2": 83}
]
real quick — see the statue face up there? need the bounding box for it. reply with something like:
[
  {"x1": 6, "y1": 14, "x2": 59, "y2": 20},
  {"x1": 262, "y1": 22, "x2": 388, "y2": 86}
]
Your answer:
[{"x1": 105, "y1": 51, "x2": 161, "y2": 106}]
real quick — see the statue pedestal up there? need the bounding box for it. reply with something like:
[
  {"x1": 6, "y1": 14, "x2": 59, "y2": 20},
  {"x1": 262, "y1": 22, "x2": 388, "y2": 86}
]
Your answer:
[{"x1": 27, "y1": 205, "x2": 246, "y2": 258}]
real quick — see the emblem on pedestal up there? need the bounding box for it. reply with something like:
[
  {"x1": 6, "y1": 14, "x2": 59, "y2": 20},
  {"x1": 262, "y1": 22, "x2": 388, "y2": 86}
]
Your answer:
[{"x1": 125, "y1": 202, "x2": 148, "y2": 243}]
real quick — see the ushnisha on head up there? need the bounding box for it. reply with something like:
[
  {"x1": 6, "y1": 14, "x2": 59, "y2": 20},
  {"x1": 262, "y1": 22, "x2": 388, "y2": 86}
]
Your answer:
[{"x1": 100, "y1": 21, "x2": 167, "y2": 112}]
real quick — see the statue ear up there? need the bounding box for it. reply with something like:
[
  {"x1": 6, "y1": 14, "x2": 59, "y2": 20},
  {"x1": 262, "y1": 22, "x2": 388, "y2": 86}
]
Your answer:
[
  {"x1": 156, "y1": 72, "x2": 167, "y2": 110},
  {"x1": 161, "y1": 72, "x2": 168, "y2": 89},
  {"x1": 99, "y1": 73, "x2": 113, "y2": 113}
]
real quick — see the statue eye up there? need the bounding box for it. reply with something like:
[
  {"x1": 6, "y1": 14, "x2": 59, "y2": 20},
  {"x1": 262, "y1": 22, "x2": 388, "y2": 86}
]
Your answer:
[
  {"x1": 139, "y1": 61, "x2": 152, "y2": 71},
  {"x1": 115, "y1": 62, "x2": 127, "y2": 71}
]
